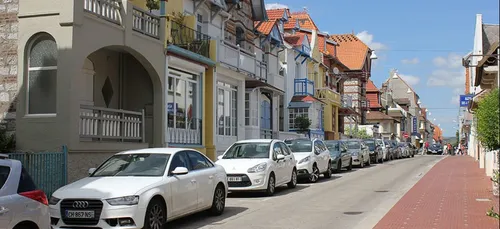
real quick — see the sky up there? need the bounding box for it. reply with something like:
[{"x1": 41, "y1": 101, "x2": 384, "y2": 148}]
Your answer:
[{"x1": 265, "y1": 0, "x2": 500, "y2": 137}]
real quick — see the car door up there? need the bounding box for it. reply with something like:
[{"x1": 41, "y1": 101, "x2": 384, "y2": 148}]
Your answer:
[
  {"x1": 278, "y1": 142, "x2": 294, "y2": 179},
  {"x1": 0, "y1": 164, "x2": 14, "y2": 227},
  {"x1": 185, "y1": 150, "x2": 216, "y2": 210},
  {"x1": 319, "y1": 141, "x2": 330, "y2": 171},
  {"x1": 314, "y1": 141, "x2": 328, "y2": 172},
  {"x1": 167, "y1": 152, "x2": 198, "y2": 216},
  {"x1": 272, "y1": 142, "x2": 287, "y2": 184},
  {"x1": 340, "y1": 142, "x2": 350, "y2": 166}
]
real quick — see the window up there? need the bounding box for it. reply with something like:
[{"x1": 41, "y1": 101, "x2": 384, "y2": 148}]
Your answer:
[
  {"x1": 289, "y1": 108, "x2": 309, "y2": 129},
  {"x1": 236, "y1": 27, "x2": 245, "y2": 48},
  {"x1": 272, "y1": 143, "x2": 282, "y2": 159},
  {"x1": 278, "y1": 142, "x2": 291, "y2": 156},
  {"x1": 92, "y1": 154, "x2": 170, "y2": 177},
  {"x1": 223, "y1": 142, "x2": 270, "y2": 159},
  {"x1": 217, "y1": 81, "x2": 237, "y2": 136},
  {"x1": 196, "y1": 14, "x2": 203, "y2": 39},
  {"x1": 26, "y1": 33, "x2": 58, "y2": 114},
  {"x1": 284, "y1": 139, "x2": 313, "y2": 153},
  {"x1": 167, "y1": 69, "x2": 200, "y2": 130},
  {"x1": 186, "y1": 151, "x2": 213, "y2": 170},
  {"x1": 169, "y1": 152, "x2": 191, "y2": 174},
  {"x1": 17, "y1": 167, "x2": 37, "y2": 193},
  {"x1": 295, "y1": 62, "x2": 300, "y2": 79},
  {"x1": 0, "y1": 166, "x2": 11, "y2": 190}
]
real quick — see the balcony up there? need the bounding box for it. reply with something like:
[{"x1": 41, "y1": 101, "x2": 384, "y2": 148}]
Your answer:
[
  {"x1": 167, "y1": 118, "x2": 202, "y2": 145},
  {"x1": 218, "y1": 40, "x2": 268, "y2": 81},
  {"x1": 294, "y1": 78, "x2": 315, "y2": 96},
  {"x1": 169, "y1": 20, "x2": 211, "y2": 59},
  {"x1": 79, "y1": 105, "x2": 145, "y2": 142},
  {"x1": 342, "y1": 95, "x2": 353, "y2": 108},
  {"x1": 316, "y1": 87, "x2": 341, "y2": 106},
  {"x1": 84, "y1": 0, "x2": 162, "y2": 40}
]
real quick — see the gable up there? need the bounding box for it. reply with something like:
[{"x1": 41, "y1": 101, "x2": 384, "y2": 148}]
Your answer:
[
  {"x1": 302, "y1": 34, "x2": 311, "y2": 54},
  {"x1": 269, "y1": 24, "x2": 282, "y2": 43}
]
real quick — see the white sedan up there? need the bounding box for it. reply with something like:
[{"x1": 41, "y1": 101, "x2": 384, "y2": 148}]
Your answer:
[
  {"x1": 48, "y1": 148, "x2": 227, "y2": 229},
  {"x1": 284, "y1": 138, "x2": 332, "y2": 183},
  {"x1": 216, "y1": 139, "x2": 297, "y2": 196}
]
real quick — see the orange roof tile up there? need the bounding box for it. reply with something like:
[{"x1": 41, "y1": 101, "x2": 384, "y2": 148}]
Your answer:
[
  {"x1": 329, "y1": 34, "x2": 369, "y2": 70},
  {"x1": 366, "y1": 80, "x2": 379, "y2": 92},
  {"x1": 266, "y1": 8, "x2": 291, "y2": 21},
  {"x1": 289, "y1": 11, "x2": 318, "y2": 30},
  {"x1": 255, "y1": 21, "x2": 276, "y2": 35},
  {"x1": 284, "y1": 34, "x2": 305, "y2": 46},
  {"x1": 367, "y1": 93, "x2": 381, "y2": 108},
  {"x1": 367, "y1": 111, "x2": 394, "y2": 120}
]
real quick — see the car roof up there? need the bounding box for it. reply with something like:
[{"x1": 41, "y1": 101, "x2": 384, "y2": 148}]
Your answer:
[
  {"x1": 234, "y1": 139, "x2": 275, "y2": 144},
  {"x1": 116, "y1": 148, "x2": 199, "y2": 155}
]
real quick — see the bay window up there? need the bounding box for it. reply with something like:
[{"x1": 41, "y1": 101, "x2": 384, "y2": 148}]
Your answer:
[
  {"x1": 217, "y1": 81, "x2": 237, "y2": 136},
  {"x1": 289, "y1": 108, "x2": 309, "y2": 129},
  {"x1": 167, "y1": 68, "x2": 200, "y2": 131}
]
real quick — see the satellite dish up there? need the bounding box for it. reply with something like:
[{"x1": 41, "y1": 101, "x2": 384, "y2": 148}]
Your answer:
[{"x1": 333, "y1": 67, "x2": 340, "y2": 75}]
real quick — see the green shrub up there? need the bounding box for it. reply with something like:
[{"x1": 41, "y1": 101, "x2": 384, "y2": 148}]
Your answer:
[
  {"x1": 0, "y1": 130, "x2": 15, "y2": 153},
  {"x1": 476, "y1": 89, "x2": 499, "y2": 151}
]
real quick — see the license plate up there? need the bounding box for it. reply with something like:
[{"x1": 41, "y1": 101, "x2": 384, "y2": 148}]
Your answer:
[
  {"x1": 228, "y1": 177, "x2": 242, "y2": 182},
  {"x1": 66, "y1": 210, "x2": 95, "y2": 219}
]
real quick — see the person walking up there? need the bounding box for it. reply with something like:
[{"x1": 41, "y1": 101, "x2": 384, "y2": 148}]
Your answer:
[{"x1": 443, "y1": 143, "x2": 448, "y2": 155}]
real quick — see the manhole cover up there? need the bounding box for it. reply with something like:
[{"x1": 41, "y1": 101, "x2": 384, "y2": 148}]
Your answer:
[
  {"x1": 375, "y1": 190, "x2": 389, "y2": 193},
  {"x1": 476, "y1": 198, "x2": 491, "y2": 202},
  {"x1": 343, "y1": 211, "x2": 363, "y2": 215}
]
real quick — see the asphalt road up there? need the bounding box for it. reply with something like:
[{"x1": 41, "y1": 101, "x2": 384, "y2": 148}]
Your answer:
[{"x1": 169, "y1": 155, "x2": 445, "y2": 229}]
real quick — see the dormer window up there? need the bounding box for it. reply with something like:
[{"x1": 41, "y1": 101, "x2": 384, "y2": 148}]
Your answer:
[{"x1": 236, "y1": 27, "x2": 245, "y2": 48}]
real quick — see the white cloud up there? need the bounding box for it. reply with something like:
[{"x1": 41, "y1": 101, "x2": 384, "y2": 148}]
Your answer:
[
  {"x1": 450, "y1": 88, "x2": 463, "y2": 105},
  {"x1": 355, "y1": 31, "x2": 387, "y2": 50},
  {"x1": 401, "y1": 58, "x2": 420, "y2": 65},
  {"x1": 399, "y1": 74, "x2": 420, "y2": 86},
  {"x1": 265, "y1": 3, "x2": 289, "y2": 9},
  {"x1": 427, "y1": 68, "x2": 465, "y2": 88},
  {"x1": 432, "y1": 53, "x2": 462, "y2": 68}
]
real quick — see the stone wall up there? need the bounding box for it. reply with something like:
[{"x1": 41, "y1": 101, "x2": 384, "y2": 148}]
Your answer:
[{"x1": 0, "y1": 0, "x2": 18, "y2": 134}]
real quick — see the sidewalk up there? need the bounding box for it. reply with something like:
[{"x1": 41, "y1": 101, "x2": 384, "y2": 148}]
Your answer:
[{"x1": 374, "y1": 156, "x2": 500, "y2": 229}]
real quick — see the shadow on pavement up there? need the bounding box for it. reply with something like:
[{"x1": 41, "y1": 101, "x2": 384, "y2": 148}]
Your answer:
[
  {"x1": 228, "y1": 183, "x2": 309, "y2": 198},
  {"x1": 167, "y1": 206, "x2": 248, "y2": 229}
]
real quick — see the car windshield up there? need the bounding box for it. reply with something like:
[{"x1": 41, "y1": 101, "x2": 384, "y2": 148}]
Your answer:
[
  {"x1": 324, "y1": 141, "x2": 339, "y2": 151},
  {"x1": 284, "y1": 139, "x2": 313, "y2": 153},
  {"x1": 364, "y1": 140, "x2": 376, "y2": 151},
  {"x1": 222, "y1": 142, "x2": 270, "y2": 159},
  {"x1": 91, "y1": 153, "x2": 170, "y2": 177},
  {"x1": 346, "y1": 141, "x2": 360, "y2": 150}
]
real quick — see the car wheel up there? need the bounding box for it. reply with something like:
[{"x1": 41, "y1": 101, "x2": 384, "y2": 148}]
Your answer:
[
  {"x1": 367, "y1": 156, "x2": 371, "y2": 166},
  {"x1": 287, "y1": 169, "x2": 297, "y2": 189},
  {"x1": 336, "y1": 160, "x2": 342, "y2": 173},
  {"x1": 208, "y1": 184, "x2": 226, "y2": 215},
  {"x1": 360, "y1": 157, "x2": 364, "y2": 168},
  {"x1": 323, "y1": 161, "x2": 332, "y2": 178},
  {"x1": 309, "y1": 164, "x2": 320, "y2": 183},
  {"x1": 347, "y1": 159, "x2": 353, "y2": 171},
  {"x1": 144, "y1": 198, "x2": 166, "y2": 229},
  {"x1": 266, "y1": 173, "x2": 276, "y2": 196}
]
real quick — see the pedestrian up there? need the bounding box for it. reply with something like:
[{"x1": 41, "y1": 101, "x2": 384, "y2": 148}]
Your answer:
[{"x1": 443, "y1": 143, "x2": 448, "y2": 155}]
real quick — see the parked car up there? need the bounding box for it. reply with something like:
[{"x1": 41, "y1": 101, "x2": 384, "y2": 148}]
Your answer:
[
  {"x1": 407, "y1": 143, "x2": 417, "y2": 157},
  {"x1": 0, "y1": 154, "x2": 50, "y2": 229},
  {"x1": 376, "y1": 139, "x2": 390, "y2": 161},
  {"x1": 343, "y1": 139, "x2": 370, "y2": 167},
  {"x1": 49, "y1": 148, "x2": 228, "y2": 229},
  {"x1": 389, "y1": 140, "x2": 402, "y2": 159},
  {"x1": 384, "y1": 140, "x2": 396, "y2": 160},
  {"x1": 216, "y1": 139, "x2": 297, "y2": 196},
  {"x1": 324, "y1": 140, "x2": 353, "y2": 172},
  {"x1": 284, "y1": 138, "x2": 332, "y2": 183},
  {"x1": 364, "y1": 139, "x2": 383, "y2": 163},
  {"x1": 427, "y1": 143, "x2": 443, "y2": 155},
  {"x1": 398, "y1": 142, "x2": 410, "y2": 158}
]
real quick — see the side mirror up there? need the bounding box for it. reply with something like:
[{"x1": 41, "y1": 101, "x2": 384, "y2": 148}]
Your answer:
[
  {"x1": 88, "y1": 168, "x2": 96, "y2": 176},
  {"x1": 171, "y1": 167, "x2": 189, "y2": 175},
  {"x1": 217, "y1": 155, "x2": 223, "y2": 160},
  {"x1": 276, "y1": 154, "x2": 286, "y2": 161}
]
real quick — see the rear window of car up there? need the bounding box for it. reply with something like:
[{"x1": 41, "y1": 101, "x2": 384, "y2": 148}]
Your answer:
[
  {"x1": 17, "y1": 167, "x2": 37, "y2": 193},
  {"x1": 0, "y1": 166, "x2": 10, "y2": 190}
]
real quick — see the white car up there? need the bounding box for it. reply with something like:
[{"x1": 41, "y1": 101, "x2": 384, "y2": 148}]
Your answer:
[
  {"x1": 48, "y1": 148, "x2": 227, "y2": 229},
  {"x1": 284, "y1": 138, "x2": 332, "y2": 182},
  {"x1": 0, "y1": 154, "x2": 50, "y2": 229},
  {"x1": 216, "y1": 139, "x2": 297, "y2": 196},
  {"x1": 344, "y1": 139, "x2": 371, "y2": 167}
]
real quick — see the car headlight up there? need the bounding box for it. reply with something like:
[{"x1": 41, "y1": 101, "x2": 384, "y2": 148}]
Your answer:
[
  {"x1": 247, "y1": 162, "x2": 267, "y2": 173},
  {"x1": 49, "y1": 196, "x2": 60, "y2": 205},
  {"x1": 298, "y1": 156, "x2": 310, "y2": 164},
  {"x1": 106, "y1": 195, "x2": 139, "y2": 206}
]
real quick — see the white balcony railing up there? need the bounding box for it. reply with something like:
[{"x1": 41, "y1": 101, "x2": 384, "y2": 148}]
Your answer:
[
  {"x1": 219, "y1": 40, "x2": 267, "y2": 81},
  {"x1": 79, "y1": 105, "x2": 145, "y2": 142},
  {"x1": 167, "y1": 118, "x2": 202, "y2": 145},
  {"x1": 132, "y1": 6, "x2": 161, "y2": 39},
  {"x1": 84, "y1": 0, "x2": 122, "y2": 25}
]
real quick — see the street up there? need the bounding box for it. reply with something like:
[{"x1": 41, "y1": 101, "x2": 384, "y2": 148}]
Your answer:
[{"x1": 169, "y1": 155, "x2": 445, "y2": 229}]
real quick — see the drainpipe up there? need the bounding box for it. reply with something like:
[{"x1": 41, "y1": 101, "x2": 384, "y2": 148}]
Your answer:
[{"x1": 220, "y1": 11, "x2": 232, "y2": 41}]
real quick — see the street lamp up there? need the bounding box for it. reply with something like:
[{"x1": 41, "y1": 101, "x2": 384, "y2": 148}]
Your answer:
[{"x1": 370, "y1": 50, "x2": 378, "y2": 60}]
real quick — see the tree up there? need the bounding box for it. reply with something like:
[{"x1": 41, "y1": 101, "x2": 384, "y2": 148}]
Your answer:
[
  {"x1": 295, "y1": 115, "x2": 311, "y2": 134},
  {"x1": 345, "y1": 128, "x2": 371, "y2": 139},
  {"x1": 476, "y1": 89, "x2": 499, "y2": 151},
  {"x1": 146, "y1": 0, "x2": 160, "y2": 13},
  {"x1": 455, "y1": 130, "x2": 459, "y2": 147}
]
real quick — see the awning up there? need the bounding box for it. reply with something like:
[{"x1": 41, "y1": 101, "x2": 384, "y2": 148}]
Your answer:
[
  {"x1": 288, "y1": 101, "x2": 311, "y2": 109},
  {"x1": 246, "y1": 80, "x2": 285, "y2": 94}
]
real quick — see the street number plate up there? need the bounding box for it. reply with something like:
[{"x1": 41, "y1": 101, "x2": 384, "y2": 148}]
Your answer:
[
  {"x1": 228, "y1": 177, "x2": 242, "y2": 182},
  {"x1": 66, "y1": 210, "x2": 95, "y2": 219}
]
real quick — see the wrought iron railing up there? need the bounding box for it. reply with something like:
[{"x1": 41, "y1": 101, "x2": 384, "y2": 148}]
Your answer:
[
  {"x1": 294, "y1": 78, "x2": 315, "y2": 96},
  {"x1": 79, "y1": 105, "x2": 145, "y2": 142},
  {"x1": 132, "y1": 6, "x2": 160, "y2": 39},
  {"x1": 167, "y1": 118, "x2": 202, "y2": 145},
  {"x1": 170, "y1": 20, "x2": 211, "y2": 58},
  {"x1": 84, "y1": 0, "x2": 122, "y2": 25}
]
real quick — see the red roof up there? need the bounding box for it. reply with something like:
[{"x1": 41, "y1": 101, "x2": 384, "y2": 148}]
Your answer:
[
  {"x1": 367, "y1": 111, "x2": 395, "y2": 121},
  {"x1": 266, "y1": 8, "x2": 291, "y2": 21},
  {"x1": 255, "y1": 21, "x2": 276, "y2": 35},
  {"x1": 366, "y1": 80, "x2": 379, "y2": 92},
  {"x1": 367, "y1": 92, "x2": 381, "y2": 108},
  {"x1": 284, "y1": 34, "x2": 306, "y2": 46},
  {"x1": 329, "y1": 34, "x2": 369, "y2": 70}
]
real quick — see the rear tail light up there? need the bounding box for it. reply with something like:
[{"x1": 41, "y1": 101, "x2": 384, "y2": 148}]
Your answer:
[{"x1": 19, "y1": 190, "x2": 49, "y2": 205}]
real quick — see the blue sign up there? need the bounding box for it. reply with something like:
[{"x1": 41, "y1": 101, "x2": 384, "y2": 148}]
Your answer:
[
  {"x1": 167, "y1": 103, "x2": 178, "y2": 114},
  {"x1": 459, "y1": 94, "x2": 474, "y2": 107},
  {"x1": 412, "y1": 116, "x2": 418, "y2": 133}
]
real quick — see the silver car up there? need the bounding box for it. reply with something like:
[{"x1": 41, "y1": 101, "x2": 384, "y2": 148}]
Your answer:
[
  {"x1": 343, "y1": 139, "x2": 370, "y2": 168},
  {"x1": 0, "y1": 154, "x2": 50, "y2": 229}
]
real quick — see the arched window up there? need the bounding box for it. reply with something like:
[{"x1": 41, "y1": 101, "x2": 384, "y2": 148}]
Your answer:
[
  {"x1": 26, "y1": 33, "x2": 58, "y2": 114},
  {"x1": 235, "y1": 27, "x2": 245, "y2": 48}
]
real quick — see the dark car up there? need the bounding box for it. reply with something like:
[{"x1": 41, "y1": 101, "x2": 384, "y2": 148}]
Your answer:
[
  {"x1": 427, "y1": 143, "x2": 443, "y2": 154},
  {"x1": 364, "y1": 139, "x2": 384, "y2": 163},
  {"x1": 324, "y1": 140, "x2": 352, "y2": 172}
]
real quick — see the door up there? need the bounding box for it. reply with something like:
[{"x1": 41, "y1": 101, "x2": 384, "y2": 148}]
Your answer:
[
  {"x1": 167, "y1": 152, "x2": 198, "y2": 216},
  {"x1": 272, "y1": 143, "x2": 287, "y2": 184},
  {"x1": 261, "y1": 100, "x2": 271, "y2": 138},
  {"x1": 185, "y1": 151, "x2": 216, "y2": 209}
]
